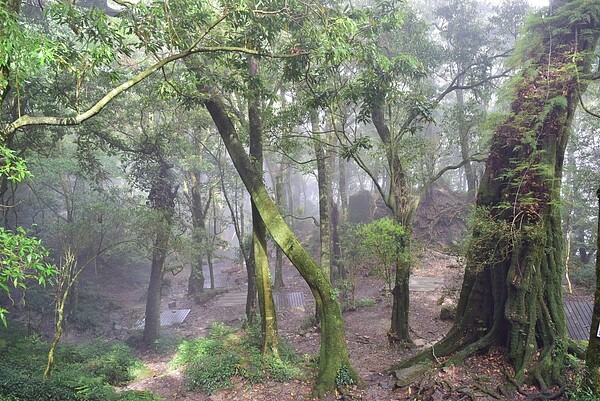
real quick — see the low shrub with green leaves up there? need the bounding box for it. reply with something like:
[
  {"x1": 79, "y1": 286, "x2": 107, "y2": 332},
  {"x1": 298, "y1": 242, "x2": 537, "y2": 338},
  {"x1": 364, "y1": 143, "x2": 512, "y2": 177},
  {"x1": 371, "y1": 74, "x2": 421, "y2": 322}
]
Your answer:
[
  {"x1": 116, "y1": 391, "x2": 166, "y2": 401},
  {"x1": 335, "y1": 365, "x2": 356, "y2": 387},
  {"x1": 354, "y1": 217, "x2": 409, "y2": 292},
  {"x1": 355, "y1": 297, "x2": 376, "y2": 308},
  {"x1": 79, "y1": 342, "x2": 141, "y2": 385},
  {"x1": 0, "y1": 323, "x2": 161, "y2": 401},
  {"x1": 567, "y1": 386, "x2": 597, "y2": 401},
  {"x1": 174, "y1": 322, "x2": 301, "y2": 395}
]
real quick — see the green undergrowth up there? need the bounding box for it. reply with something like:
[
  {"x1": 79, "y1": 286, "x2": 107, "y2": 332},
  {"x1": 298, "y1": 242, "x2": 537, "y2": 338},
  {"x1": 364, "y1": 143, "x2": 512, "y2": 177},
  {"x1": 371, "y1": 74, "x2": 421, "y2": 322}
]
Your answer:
[
  {"x1": 342, "y1": 296, "x2": 378, "y2": 311},
  {"x1": 568, "y1": 262, "x2": 596, "y2": 289},
  {"x1": 126, "y1": 330, "x2": 184, "y2": 355},
  {"x1": 171, "y1": 322, "x2": 303, "y2": 395},
  {"x1": 0, "y1": 323, "x2": 164, "y2": 401}
]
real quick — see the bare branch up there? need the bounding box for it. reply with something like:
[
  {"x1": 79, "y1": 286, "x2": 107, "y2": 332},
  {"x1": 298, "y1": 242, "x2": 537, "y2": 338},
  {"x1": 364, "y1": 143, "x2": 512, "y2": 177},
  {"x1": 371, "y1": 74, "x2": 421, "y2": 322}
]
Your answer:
[
  {"x1": 424, "y1": 153, "x2": 487, "y2": 190},
  {"x1": 283, "y1": 213, "x2": 319, "y2": 226},
  {"x1": 334, "y1": 127, "x2": 388, "y2": 204}
]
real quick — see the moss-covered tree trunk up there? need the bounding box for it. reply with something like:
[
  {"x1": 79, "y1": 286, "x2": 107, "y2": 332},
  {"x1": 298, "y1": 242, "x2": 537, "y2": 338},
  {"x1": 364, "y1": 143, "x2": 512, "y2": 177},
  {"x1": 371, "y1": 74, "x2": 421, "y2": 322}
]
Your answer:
[
  {"x1": 585, "y1": 187, "x2": 600, "y2": 393},
  {"x1": 205, "y1": 95, "x2": 358, "y2": 397},
  {"x1": 143, "y1": 161, "x2": 176, "y2": 345},
  {"x1": 248, "y1": 55, "x2": 278, "y2": 356},
  {"x1": 401, "y1": 0, "x2": 600, "y2": 390},
  {"x1": 45, "y1": 250, "x2": 78, "y2": 379}
]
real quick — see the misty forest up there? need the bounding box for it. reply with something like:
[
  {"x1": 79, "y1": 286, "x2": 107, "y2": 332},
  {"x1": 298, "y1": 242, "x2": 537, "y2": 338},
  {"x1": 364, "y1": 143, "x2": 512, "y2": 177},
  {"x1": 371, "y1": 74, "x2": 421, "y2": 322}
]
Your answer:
[{"x1": 1, "y1": 0, "x2": 600, "y2": 399}]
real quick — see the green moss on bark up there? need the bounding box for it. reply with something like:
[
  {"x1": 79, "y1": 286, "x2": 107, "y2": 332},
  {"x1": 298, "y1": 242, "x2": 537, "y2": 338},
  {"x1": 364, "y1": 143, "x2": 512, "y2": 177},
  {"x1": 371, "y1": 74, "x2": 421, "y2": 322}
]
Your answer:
[{"x1": 395, "y1": 0, "x2": 600, "y2": 391}]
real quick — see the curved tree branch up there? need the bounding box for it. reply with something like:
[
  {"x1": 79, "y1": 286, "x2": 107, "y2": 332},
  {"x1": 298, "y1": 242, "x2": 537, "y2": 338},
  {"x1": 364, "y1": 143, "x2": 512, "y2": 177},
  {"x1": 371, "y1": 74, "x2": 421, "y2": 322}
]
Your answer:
[
  {"x1": 579, "y1": 94, "x2": 600, "y2": 119},
  {"x1": 2, "y1": 44, "x2": 302, "y2": 143},
  {"x1": 424, "y1": 153, "x2": 487, "y2": 190}
]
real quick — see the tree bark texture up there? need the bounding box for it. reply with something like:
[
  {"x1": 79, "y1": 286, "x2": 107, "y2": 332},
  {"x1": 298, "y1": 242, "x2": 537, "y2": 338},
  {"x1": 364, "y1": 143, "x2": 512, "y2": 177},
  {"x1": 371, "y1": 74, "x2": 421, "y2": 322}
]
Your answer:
[
  {"x1": 187, "y1": 170, "x2": 208, "y2": 298},
  {"x1": 371, "y1": 102, "x2": 416, "y2": 344},
  {"x1": 456, "y1": 85, "x2": 477, "y2": 198},
  {"x1": 248, "y1": 54, "x2": 279, "y2": 356},
  {"x1": 143, "y1": 162, "x2": 176, "y2": 345},
  {"x1": 205, "y1": 95, "x2": 358, "y2": 397},
  {"x1": 274, "y1": 170, "x2": 285, "y2": 290},
  {"x1": 311, "y1": 112, "x2": 332, "y2": 282},
  {"x1": 402, "y1": 1, "x2": 600, "y2": 389},
  {"x1": 585, "y1": 187, "x2": 600, "y2": 393}
]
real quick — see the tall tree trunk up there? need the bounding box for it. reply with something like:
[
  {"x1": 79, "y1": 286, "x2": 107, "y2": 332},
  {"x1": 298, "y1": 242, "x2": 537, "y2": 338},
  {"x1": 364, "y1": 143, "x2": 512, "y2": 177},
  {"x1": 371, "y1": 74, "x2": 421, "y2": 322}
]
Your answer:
[
  {"x1": 273, "y1": 88, "x2": 289, "y2": 291},
  {"x1": 334, "y1": 154, "x2": 347, "y2": 281},
  {"x1": 248, "y1": 55, "x2": 278, "y2": 356},
  {"x1": 338, "y1": 156, "x2": 348, "y2": 221},
  {"x1": 45, "y1": 250, "x2": 78, "y2": 379},
  {"x1": 205, "y1": 95, "x2": 358, "y2": 397},
  {"x1": 401, "y1": 2, "x2": 600, "y2": 390},
  {"x1": 187, "y1": 170, "x2": 209, "y2": 298},
  {"x1": 218, "y1": 154, "x2": 256, "y2": 322},
  {"x1": 238, "y1": 189, "x2": 257, "y2": 321},
  {"x1": 273, "y1": 170, "x2": 285, "y2": 290},
  {"x1": 285, "y1": 168, "x2": 295, "y2": 231},
  {"x1": 311, "y1": 112, "x2": 332, "y2": 282},
  {"x1": 371, "y1": 103, "x2": 416, "y2": 345},
  {"x1": 585, "y1": 187, "x2": 600, "y2": 393},
  {"x1": 143, "y1": 162, "x2": 176, "y2": 345},
  {"x1": 456, "y1": 85, "x2": 477, "y2": 198}
]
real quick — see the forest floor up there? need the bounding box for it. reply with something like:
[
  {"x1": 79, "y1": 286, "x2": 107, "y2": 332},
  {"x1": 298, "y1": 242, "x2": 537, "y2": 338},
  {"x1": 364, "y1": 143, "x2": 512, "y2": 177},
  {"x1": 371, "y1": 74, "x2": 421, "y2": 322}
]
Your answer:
[{"x1": 89, "y1": 249, "x2": 592, "y2": 401}]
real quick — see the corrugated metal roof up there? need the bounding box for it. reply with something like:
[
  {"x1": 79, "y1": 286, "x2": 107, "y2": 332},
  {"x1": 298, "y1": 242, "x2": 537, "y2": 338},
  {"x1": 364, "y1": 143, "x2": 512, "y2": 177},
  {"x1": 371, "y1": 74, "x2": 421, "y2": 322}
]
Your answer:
[
  {"x1": 160, "y1": 309, "x2": 191, "y2": 326},
  {"x1": 565, "y1": 300, "x2": 593, "y2": 341},
  {"x1": 273, "y1": 291, "x2": 305, "y2": 308}
]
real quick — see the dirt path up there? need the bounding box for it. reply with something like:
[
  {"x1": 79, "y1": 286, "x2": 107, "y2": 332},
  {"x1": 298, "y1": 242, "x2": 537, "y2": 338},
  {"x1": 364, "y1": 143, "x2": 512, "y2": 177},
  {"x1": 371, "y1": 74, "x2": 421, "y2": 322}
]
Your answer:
[{"x1": 115, "y1": 250, "x2": 465, "y2": 400}]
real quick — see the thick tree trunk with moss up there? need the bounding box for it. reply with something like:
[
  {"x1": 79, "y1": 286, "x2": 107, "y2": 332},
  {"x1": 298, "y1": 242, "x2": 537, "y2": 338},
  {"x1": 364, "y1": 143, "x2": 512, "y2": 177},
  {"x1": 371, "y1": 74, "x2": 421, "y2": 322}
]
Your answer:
[
  {"x1": 143, "y1": 162, "x2": 176, "y2": 345},
  {"x1": 400, "y1": 0, "x2": 600, "y2": 390},
  {"x1": 248, "y1": 55, "x2": 278, "y2": 356},
  {"x1": 205, "y1": 95, "x2": 358, "y2": 397},
  {"x1": 585, "y1": 188, "x2": 600, "y2": 393}
]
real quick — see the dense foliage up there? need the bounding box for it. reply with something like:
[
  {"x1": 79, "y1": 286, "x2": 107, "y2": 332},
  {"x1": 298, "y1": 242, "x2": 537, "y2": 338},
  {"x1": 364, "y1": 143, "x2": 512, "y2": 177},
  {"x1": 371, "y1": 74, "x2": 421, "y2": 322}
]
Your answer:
[
  {"x1": 173, "y1": 322, "x2": 302, "y2": 394},
  {"x1": 0, "y1": 0, "x2": 599, "y2": 397},
  {"x1": 0, "y1": 324, "x2": 163, "y2": 401}
]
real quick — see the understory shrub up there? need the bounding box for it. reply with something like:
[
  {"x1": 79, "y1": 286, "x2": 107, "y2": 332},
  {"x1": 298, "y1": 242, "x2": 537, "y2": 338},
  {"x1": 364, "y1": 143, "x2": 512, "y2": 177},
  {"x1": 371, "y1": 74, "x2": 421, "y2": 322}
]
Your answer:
[
  {"x1": 174, "y1": 322, "x2": 301, "y2": 395},
  {"x1": 355, "y1": 297, "x2": 376, "y2": 308},
  {"x1": 0, "y1": 323, "x2": 155, "y2": 401},
  {"x1": 569, "y1": 263, "x2": 596, "y2": 289},
  {"x1": 116, "y1": 391, "x2": 166, "y2": 401}
]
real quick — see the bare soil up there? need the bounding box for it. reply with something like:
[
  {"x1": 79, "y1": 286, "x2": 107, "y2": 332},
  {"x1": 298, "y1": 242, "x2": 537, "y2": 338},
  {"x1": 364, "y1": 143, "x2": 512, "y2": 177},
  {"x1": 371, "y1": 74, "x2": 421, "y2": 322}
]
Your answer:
[{"x1": 76, "y1": 248, "x2": 578, "y2": 401}]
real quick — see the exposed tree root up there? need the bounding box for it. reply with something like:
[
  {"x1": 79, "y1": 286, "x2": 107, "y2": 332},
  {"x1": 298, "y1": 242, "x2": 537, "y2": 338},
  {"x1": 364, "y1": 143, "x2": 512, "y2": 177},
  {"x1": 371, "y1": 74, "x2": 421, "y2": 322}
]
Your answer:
[
  {"x1": 391, "y1": 335, "x2": 575, "y2": 400},
  {"x1": 514, "y1": 385, "x2": 565, "y2": 401},
  {"x1": 568, "y1": 339, "x2": 586, "y2": 359}
]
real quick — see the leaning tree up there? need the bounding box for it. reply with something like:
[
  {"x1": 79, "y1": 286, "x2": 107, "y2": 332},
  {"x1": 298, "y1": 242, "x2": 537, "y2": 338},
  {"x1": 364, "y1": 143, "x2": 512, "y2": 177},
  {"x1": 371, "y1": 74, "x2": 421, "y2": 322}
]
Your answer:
[
  {"x1": 1, "y1": 0, "x2": 360, "y2": 395},
  {"x1": 400, "y1": 0, "x2": 600, "y2": 392}
]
